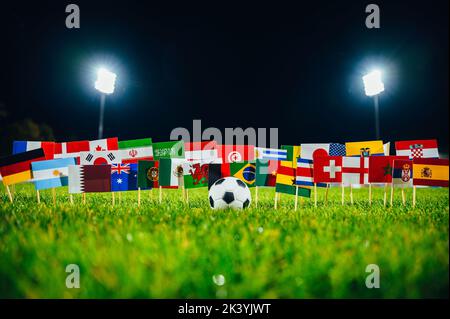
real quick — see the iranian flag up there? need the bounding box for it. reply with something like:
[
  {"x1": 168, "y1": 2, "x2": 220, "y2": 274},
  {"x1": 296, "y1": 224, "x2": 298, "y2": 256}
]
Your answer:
[{"x1": 118, "y1": 138, "x2": 153, "y2": 163}]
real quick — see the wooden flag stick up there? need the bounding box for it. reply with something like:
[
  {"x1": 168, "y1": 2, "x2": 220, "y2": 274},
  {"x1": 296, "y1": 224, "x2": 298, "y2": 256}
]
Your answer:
[
  {"x1": 390, "y1": 184, "x2": 394, "y2": 207},
  {"x1": 112, "y1": 192, "x2": 115, "y2": 206},
  {"x1": 182, "y1": 185, "x2": 186, "y2": 203},
  {"x1": 5, "y1": 185, "x2": 13, "y2": 203},
  {"x1": 369, "y1": 183, "x2": 372, "y2": 206},
  {"x1": 294, "y1": 186, "x2": 299, "y2": 211},
  {"x1": 255, "y1": 186, "x2": 259, "y2": 208},
  {"x1": 159, "y1": 186, "x2": 162, "y2": 204},
  {"x1": 401, "y1": 188, "x2": 406, "y2": 206},
  {"x1": 186, "y1": 189, "x2": 189, "y2": 205},
  {"x1": 274, "y1": 191, "x2": 278, "y2": 209},
  {"x1": 325, "y1": 184, "x2": 330, "y2": 205},
  {"x1": 82, "y1": 193, "x2": 86, "y2": 205},
  {"x1": 412, "y1": 186, "x2": 416, "y2": 208},
  {"x1": 118, "y1": 192, "x2": 122, "y2": 205},
  {"x1": 36, "y1": 190, "x2": 41, "y2": 204},
  {"x1": 350, "y1": 184, "x2": 354, "y2": 205},
  {"x1": 138, "y1": 187, "x2": 141, "y2": 207},
  {"x1": 383, "y1": 183, "x2": 387, "y2": 207},
  {"x1": 69, "y1": 194, "x2": 74, "y2": 205},
  {"x1": 52, "y1": 188, "x2": 56, "y2": 206},
  {"x1": 341, "y1": 183, "x2": 344, "y2": 205},
  {"x1": 314, "y1": 183, "x2": 317, "y2": 208}
]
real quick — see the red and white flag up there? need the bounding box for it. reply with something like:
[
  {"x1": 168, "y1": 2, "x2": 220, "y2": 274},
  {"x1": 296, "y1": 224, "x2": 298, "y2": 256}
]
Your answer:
[
  {"x1": 341, "y1": 157, "x2": 369, "y2": 185},
  {"x1": 79, "y1": 150, "x2": 123, "y2": 165},
  {"x1": 216, "y1": 145, "x2": 255, "y2": 163},
  {"x1": 54, "y1": 138, "x2": 119, "y2": 160},
  {"x1": 184, "y1": 141, "x2": 218, "y2": 162},
  {"x1": 395, "y1": 139, "x2": 439, "y2": 159},
  {"x1": 313, "y1": 156, "x2": 343, "y2": 183}
]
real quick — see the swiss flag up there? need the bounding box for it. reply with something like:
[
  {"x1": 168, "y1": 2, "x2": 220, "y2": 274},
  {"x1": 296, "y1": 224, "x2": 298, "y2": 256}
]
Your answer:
[
  {"x1": 369, "y1": 156, "x2": 408, "y2": 183},
  {"x1": 313, "y1": 155, "x2": 343, "y2": 183},
  {"x1": 216, "y1": 145, "x2": 255, "y2": 163}
]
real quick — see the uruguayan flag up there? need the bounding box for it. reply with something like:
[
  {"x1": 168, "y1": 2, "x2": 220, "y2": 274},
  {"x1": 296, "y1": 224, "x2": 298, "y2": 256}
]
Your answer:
[
  {"x1": 254, "y1": 147, "x2": 288, "y2": 161},
  {"x1": 31, "y1": 157, "x2": 76, "y2": 190}
]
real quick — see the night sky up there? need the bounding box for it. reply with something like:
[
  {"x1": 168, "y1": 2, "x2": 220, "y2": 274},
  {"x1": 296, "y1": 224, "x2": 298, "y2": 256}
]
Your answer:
[{"x1": 0, "y1": 1, "x2": 448, "y2": 153}]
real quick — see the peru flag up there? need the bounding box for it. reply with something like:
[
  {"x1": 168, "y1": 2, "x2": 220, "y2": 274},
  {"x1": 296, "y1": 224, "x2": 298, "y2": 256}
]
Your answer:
[
  {"x1": 216, "y1": 145, "x2": 255, "y2": 163},
  {"x1": 395, "y1": 139, "x2": 439, "y2": 159}
]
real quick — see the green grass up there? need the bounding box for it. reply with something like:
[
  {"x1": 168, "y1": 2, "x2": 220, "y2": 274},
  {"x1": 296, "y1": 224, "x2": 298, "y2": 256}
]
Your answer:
[{"x1": 0, "y1": 184, "x2": 448, "y2": 298}]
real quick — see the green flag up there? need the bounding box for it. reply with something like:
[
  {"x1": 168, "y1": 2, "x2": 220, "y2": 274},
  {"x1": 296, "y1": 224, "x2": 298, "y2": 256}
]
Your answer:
[
  {"x1": 159, "y1": 158, "x2": 185, "y2": 187},
  {"x1": 137, "y1": 160, "x2": 158, "y2": 189},
  {"x1": 119, "y1": 138, "x2": 153, "y2": 162},
  {"x1": 183, "y1": 161, "x2": 209, "y2": 189},
  {"x1": 255, "y1": 159, "x2": 279, "y2": 187},
  {"x1": 153, "y1": 141, "x2": 184, "y2": 160}
]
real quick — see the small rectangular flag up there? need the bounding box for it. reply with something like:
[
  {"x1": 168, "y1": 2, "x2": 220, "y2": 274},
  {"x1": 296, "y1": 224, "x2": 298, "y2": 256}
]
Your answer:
[
  {"x1": 368, "y1": 156, "x2": 408, "y2": 183},
  {"x1": 118, "y1": 138, "x2": 153, "y2": 163},
  {"x1": 281, "y1": 145, "x2": 301, "y2": 168},
  {"x1": 54, "y1": 140, "x2": 90, "y2": 159},
  {"x1": 88, "y1": 137, "x2": 119, "y2": 152},
  {"x1": 79, "y1": 150, "x2": 123, "y2": 165},
  {"x1": 313, "y1": 156, "x2": 343, "y2": 184},
  {"x1": 300, "y1": 143, "x2": 346, "y2": 160},
  {"x1": 153, "y1": 141, "x2": 185, "y2": 159},
  {"x1": 412, "y1": 158, "x2": 449, "y2": 187},
  {"x1": 345, "y1": 140, "x2": 384, "y2": 157},
  {"x1": 296, "y1": 158, "x2": 327, "y2": 187},
  {"x1": 208, "y1": 163, "x2": 230, "y2": 189},
  {"x1": 111, "y1": 163, "x2": 143, "y2": 192},
  {"x1": 216, "y1": 145, "x2": 255, "y2": 163},
  {"x1": 68, "y1": 165, "x2": 111, "y2": 193},
  {"x1": 207, "y1": 161, "x2": 256, "y2": 188},
  {"x1": 392, "y1": 159, "x2": 413, "y2": 187},
  {"x1": 254, "y1": 147, "x2": 288, "y2": 161},
  {"x1": 395, "y1": 139, "x2": 439, "y2": 159},
  {"x1": 31, "y1": 157, "x2": 76, "y2": 190},
  {"x1": 13, "y1": 141, "x2": 55, "y2": 159},
  {"x1": 0, "y1": 149, "x2": 46, "y2": 185},
  {"x1": 341, "y1": 157, "x2": 369, "y2": 185},
  {"x1": 137, "y1": 160, "x2": 159, "y2": 189},
  {"x1": 184, "y1": 141, "x2": 218, "y2": 162},
  {"x1": 255, "y1": 159, "x2": 279, "y2": 187},
  {"x1": 158, "y1": 158, "x2": 185, "y2": 187},
  {"x1": 275, "y1": 164, "x2": 310, "y2": 197},
  {"x1": 183, "y1": 161, "x2": 210, "y2": 188}
]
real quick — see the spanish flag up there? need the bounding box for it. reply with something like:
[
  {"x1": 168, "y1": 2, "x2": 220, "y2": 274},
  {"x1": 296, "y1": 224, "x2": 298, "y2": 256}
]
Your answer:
[
  {"x1": 412, "y1": 158, "x2": 449, "y2": 187},
  {"x1": 345, "y1": 140, "x2": 385, "y2": 157},
  {"x1": 275, "y1": 163, "x2": 310, "y2": 197},
  {"x1": 0, "y1": 149, "x2": 46, "y2": 186}
]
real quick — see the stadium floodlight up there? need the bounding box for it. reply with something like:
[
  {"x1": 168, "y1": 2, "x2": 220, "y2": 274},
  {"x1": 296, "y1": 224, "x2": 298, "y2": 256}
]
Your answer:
[
  {"x1": 362, "y1": 69, "x2": 384, "y2": 140},
  {"x1": 94, "y1": 67, "x2": 117, "y2": 139}
]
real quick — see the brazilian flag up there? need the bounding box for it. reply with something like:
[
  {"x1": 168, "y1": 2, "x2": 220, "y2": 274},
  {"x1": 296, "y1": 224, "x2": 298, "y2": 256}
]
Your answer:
[{"x1": 230, "y1": 162, "x2": 256, "y2": 187}]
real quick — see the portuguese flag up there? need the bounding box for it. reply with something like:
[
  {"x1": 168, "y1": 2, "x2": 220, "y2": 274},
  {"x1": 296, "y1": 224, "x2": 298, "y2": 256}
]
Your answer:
[
  {"x1": 275, "y1": 163, "x2": 310, "y2": 197},
  {"x1": 137, "y1": 160, "x2": 159, "y2": 189},
  {"x1": 255, "y1": 159, "x2": 279, "y2": 187}
]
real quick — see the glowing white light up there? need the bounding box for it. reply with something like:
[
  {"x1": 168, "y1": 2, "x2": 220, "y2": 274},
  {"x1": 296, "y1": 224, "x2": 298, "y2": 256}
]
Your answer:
[
  {"x1": 362, "y1": 70, "x2": 384, "y2": 96},
  {"x1": 95, "y1": 68, "x2": 116, "y2": 94}
]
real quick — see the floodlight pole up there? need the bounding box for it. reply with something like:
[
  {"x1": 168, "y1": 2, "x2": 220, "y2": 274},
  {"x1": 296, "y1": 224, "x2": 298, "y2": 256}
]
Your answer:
[
  {"x1": 373, "y1": 94, "x2": 380, "y2": 140},
  {"x1": 98, "y1": 93, "x2": 106, "y2": 139}
]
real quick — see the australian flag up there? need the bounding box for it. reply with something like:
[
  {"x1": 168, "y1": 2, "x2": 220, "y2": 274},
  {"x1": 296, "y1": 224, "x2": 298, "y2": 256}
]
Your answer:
[{"x1": 111, "y1": 163, "x2": 139, "y2": 192}]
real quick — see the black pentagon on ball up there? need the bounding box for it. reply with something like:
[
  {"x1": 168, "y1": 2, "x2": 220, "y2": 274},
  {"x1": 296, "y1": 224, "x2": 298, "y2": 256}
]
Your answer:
[
  {"x1": 236, "y1": 179, "x2": 246, "y2": 188},
  {"x1": 209, "y1": 196, "x2": 215, "y2": 208},
  {"x1": 222, "y1": 191, "x2": 235, "y2": 204},
  {"x1": 243, "y1": 199, "x2": 250, "y2": 208},
  {"x1": 214, "y1": 178, "x2": 225, "y2": 185}
]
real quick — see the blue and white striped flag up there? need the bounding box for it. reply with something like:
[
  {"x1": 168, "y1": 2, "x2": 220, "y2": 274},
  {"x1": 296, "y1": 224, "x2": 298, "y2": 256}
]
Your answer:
[
  {"x1": 295, "y1": 158, "x2": 327, "y2": 187},
  {"x1": 31, "y1": 157, "x2": 76, "y2": 190},
  {"x1": 254, "y1": 147, "x2": 288, "y2": 161}
]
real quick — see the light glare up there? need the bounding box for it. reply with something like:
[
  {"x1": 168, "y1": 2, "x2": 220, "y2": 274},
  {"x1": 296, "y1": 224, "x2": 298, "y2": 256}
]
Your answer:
[
  {"x1": 362, "y1": 70, "x2": 384, "y2": 96},
  {"x1": 95, "y1": 68, "x2": 117, "y2": 94}
]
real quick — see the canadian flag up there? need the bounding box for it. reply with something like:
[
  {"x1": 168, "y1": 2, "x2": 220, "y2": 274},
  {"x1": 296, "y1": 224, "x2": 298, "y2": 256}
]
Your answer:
[{"x1": 54, "y1": 138, "x2": 118, "y2": 159}]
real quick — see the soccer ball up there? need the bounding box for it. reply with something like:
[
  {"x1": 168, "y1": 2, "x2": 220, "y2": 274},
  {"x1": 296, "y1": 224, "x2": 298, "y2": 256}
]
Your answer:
[{"x1": 209, "y1": 177, "x2": 251, "y2": 210}]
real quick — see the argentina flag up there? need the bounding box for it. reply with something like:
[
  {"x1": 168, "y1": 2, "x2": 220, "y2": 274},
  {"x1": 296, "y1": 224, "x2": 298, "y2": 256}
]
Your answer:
[{"x1": 31, "y1": 157, "x2": 76, "y2": 190}]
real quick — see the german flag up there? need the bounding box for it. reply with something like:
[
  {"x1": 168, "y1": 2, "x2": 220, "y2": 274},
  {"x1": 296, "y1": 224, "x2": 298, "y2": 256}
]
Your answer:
[
  {"x1": 412, "y1": 158, "x2": 449, "y2": 187},
  {"x1": 0, "y1": 149, "x2": 46, "y2": 185}
]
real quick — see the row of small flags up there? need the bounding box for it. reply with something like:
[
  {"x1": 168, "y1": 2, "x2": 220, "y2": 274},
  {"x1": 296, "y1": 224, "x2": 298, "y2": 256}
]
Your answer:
[{"x1": 0, "y1": 137, "x2": 447, "y2": 208}]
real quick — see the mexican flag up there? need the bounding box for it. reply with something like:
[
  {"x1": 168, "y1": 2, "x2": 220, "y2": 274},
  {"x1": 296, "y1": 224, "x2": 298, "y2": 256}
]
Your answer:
[
  {"x1": 119, "y1": 138, "x2": 153, "y2": 163},
  {"x1": 275, "y1": 163, "x2": 310, "y2": 197},
  {"x1": 255, "y1": 159, "x2": 279, "y2": 187},
  {"x1": 153, "y1": 141, "x2": 184, "y2": 160},
  {"x1": 159, "y1": 158, "x2": 186, "y2": 187},
  {"x1": 183, "y1": 161, "x2": 209, "y2": 188},
  {"x1": 137, "y1": 160, "x2": 159, "y2": 189}
]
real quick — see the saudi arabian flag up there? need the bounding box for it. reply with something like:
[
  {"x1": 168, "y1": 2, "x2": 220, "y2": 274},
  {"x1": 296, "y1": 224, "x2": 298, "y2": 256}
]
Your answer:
[
  {"x1": 275, "y1": 163, "x2": 310, "y2": 197},
  {"x1": 281, "y1": 145, "x2": 301, "y2": 168},
  {"x1": 183, "y1": 161, "x2": 209, "y2": 189},
  {"x1": 137, "y1": 160, "x2": 159, "y2": 189},
  {"x1": 153, "y1": 141, "x2": 184, "y2": 160},
  {"x1": 255, "y1": 159, "x2": 279, "y2": 187},
  {"x1": 119, "y1": 138, "x2": 153, "y2": 163},
  {"x1": 159, "y1": 158, "x2": 186, "y2": 187}
]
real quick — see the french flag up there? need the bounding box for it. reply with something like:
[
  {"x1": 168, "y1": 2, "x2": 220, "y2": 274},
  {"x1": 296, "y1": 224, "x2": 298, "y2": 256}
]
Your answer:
[{"x1": 12, "y1": 141, "x2": 55, "y2": 159}]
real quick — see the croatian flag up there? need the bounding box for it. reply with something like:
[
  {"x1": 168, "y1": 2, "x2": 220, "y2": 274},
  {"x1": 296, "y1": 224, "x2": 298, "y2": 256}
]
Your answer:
[
  {"x1": 395, "y1": 139, "x2": 439, "y2": 159},
  {"x1": 254, "y1": 147, "x2": 288, "y2": 161},
  {"x1": 31, "y1": 157, "x2": 76, "y2": 190},
  {"x1": 13, "y1": 141, "x2": 55, "y2": 159}
]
